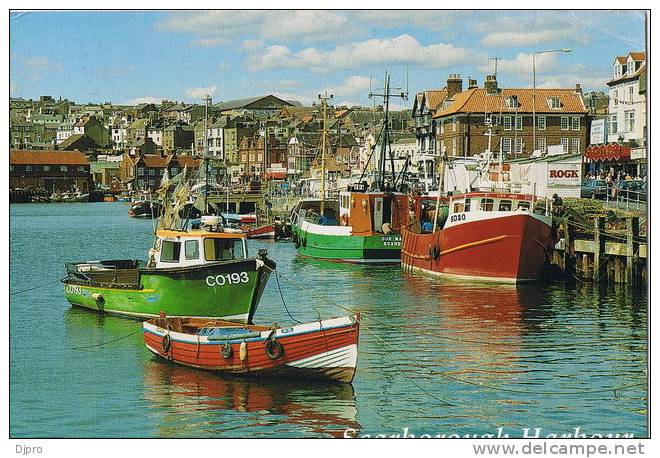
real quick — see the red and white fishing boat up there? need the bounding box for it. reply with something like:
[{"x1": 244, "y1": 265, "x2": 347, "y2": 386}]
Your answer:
[
  {"x1": 143, "y1": 314, "x2": 359, "y2": 383},
  {"x1": 243, "y1": 223, "x2": 277, "y2": 240},
  {"x1": 402, "y1": 191, "x2": 552, "y2": 283}
]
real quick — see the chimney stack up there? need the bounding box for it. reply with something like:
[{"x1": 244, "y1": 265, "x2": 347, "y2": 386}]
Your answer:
[
  {"x1": 485, "y1": 74, "x2": 499, "y2": 95},
  {"x1": 446, "y1": 74, "x2": 463, "y2": 99},
  {"x1": 468, "y1": 78, "x2": 478, "y2": 89},
  {"x1": 575, "y1": 83, "x2": 583, "y2": 94}
]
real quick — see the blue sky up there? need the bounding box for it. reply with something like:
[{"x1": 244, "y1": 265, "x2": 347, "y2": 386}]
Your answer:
[{"x1": 9, "y1": 10, "x2": 646, "y2": 108}]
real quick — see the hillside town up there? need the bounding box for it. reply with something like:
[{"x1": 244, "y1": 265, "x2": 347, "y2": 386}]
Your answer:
[{"x1": 9, "y1": 51, "x2": 646, "y2": 202}]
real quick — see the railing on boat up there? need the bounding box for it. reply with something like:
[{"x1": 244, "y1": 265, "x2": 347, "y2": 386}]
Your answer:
[{"x1": 65, "y1": 261, "x2": 141, "y2": 288}]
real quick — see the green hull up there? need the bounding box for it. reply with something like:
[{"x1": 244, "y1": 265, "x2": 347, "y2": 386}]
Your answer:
[
  {"x1": 292, "y1": 223, "x2": 401, "y2": 263},
  {"x1": 62, "y1": 258, "x2": 273, "y2": 322}
]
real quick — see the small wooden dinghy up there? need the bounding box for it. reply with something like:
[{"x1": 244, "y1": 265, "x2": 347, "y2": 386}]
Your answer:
[
  {"x1": 243, "y1": 223, "x2": 277, "y2": 239},
  {"x1": 143, "y1": 314, "x2": 360, "y2": 383}
]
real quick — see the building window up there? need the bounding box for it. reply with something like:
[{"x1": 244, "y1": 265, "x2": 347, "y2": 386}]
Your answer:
[
  {"x1": 452, "y1": 137, "x2": 457, "y2": 155},
  {"x1": 572, "y1": 138, "x2": 580, "y2": 153},
  {"x1": 160, "y1": 169, "x2": 165, "y2": 176},
  {"x1": 149, "y1": 169, "x2": 155, "y2": 176},
  {"x1": 548, "y1": 97, "x2": 561, "y2": 109},
  {"x1": 78, "y1": 166, "x2": 84, "y2": 172},
  {"x1": 628, "y1": 85, "x2": 634, "y2": 103},
  {"x1": 537, "y1": 116, "x2": 546, "y2": 131},
  {"x1": 149, "y1": 179, "x2": 155, "y2": 186},
  {"x1": 171, "y1": 167, "x2": 178, "y2": 175},
  {"x1": 503, "y1": 116, "x2": 512, "y2": 131},
  {"x1": 61, "y1": 166, "x2": 68, "y2": 172},
  {"x1": 515, "y1": 116, "x2": 522, "y2": 131},
  {"x1": 561, "y1": 138, "x2": 569, "y2": 153},
  {"x1": 515, "y1": 137, "x2": 523, "y2": 153},
  {"x1": 571, "y1": 117, "x2": 580, "y2": 131},
  {"x1": 610, "y1": 114, "x2": 618, "y2": 134},
  {"x1": 561, "y1": 116, "x2": 569, "y2": 130},
  {"x1": 613, "y1": 90, "x2": 618, "y2": 107},
  {"x1": 452, "y1": 117, "x2": 457, "y2": 132},
  {"x1": 137, "y1": 167, "x2": 144, "y2": 176},
  {"x1": 25, "y1": 165, "x2": 32, "y2": 172},
  {"x1": 625, "y1": 111, "x2": 635, "y2": 132},
  {"x1": 536, "y1": 137, "x2": 546, "y2": 151},
  {"x1": 10, "y1": 165, "x2": 15, "y2": 172},
  {"x1": 502, "y1": 138, "x2": 511, "y2": 153}
]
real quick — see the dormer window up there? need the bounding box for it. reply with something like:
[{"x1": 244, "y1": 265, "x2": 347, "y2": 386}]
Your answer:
[
  {"x1": 547, "y1": 97, "x2": 561, "y2": 110},
  {"x1": 505, "y1": 96, "x2": 519, "y2": 109}
]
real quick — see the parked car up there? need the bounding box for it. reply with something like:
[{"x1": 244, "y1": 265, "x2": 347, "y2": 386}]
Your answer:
[
  {"x1": 581, "y1": 179, "x2": 609, "y2": 199},
  {"x1": 615, "y1": 180, "x2": 646, "y2": 201}
]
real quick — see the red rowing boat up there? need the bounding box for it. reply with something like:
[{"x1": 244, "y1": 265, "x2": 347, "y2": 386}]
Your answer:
[
  {"x1": 143, "y1": 314, "x2": 360, "y2": 383},
  {"x1": 243, "y1": 223, "x2": 276, "y2": 239}
]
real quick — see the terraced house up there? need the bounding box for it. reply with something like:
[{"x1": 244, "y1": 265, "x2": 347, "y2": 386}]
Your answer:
[{"x1": 433, "y1": 75, "x2": 589, "y2": 158}]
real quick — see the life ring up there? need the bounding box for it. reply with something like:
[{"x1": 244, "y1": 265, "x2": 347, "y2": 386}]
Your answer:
[
  {"x1": 161, "y1": 333, "x2": 172, "y2": 353},
  {"x1": 428, "y1": 244, "x2": 440, "y2": 259},
  {"x1": 222, "y1": 343, "x2": 233, "y2": 359},
  {"x1": 265, "y1": 339, "x2": 284, "y2": 360}
]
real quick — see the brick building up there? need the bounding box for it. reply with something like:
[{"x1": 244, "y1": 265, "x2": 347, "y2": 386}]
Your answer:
[
  {"x1": 238, "y1": 134, "x2": 287, "y2": 180},
  {"x1": 119, "y1": 153, "x2": 202, "y2": 191},
  {"x1": 433, "y1": 75, "x2": 589, "y2": 158},
  {"x1": 10, "y1": 150, "x2": 91, "y2": 192}
]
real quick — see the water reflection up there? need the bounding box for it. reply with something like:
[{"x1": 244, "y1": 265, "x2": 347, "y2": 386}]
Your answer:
[{"x1": 143, "y1": 360, "x2": 360, "y2": 437}]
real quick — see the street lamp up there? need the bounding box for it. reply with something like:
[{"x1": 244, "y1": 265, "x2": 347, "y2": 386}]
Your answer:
[{"x1": 532, "y1": 48, "x2": 571, "y2": 153}]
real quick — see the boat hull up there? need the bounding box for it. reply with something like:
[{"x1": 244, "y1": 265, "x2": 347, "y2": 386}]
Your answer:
[
  {"x1": 143, "y1": 315, "x2": 359, "y2": 383},
  {"x1": 292, "y1": 222, "x2": 401, "y2": 264},
  {"x1": 63, "y1": 258, "x2": 274, "y2": 322},
  {"x1": 402, "y1": 213, "x2": 552, "y2": 283},
  {"x1": 245, "y1": 224, "x2": 276, "y2": 240}
]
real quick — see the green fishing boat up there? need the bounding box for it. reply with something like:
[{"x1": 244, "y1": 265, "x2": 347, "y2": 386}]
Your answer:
[
  {"x1": 290, "y1": 73, "x2": 408, "y2": 264},
  {"x1": 62, "y1": 221, "x2": 274, "y2": 322}
]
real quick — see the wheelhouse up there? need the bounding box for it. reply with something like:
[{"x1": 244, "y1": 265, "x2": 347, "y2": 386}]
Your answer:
[
  {"x1": 448, "y1": 192, "x2": 535, "y2": 215},
  {"x1": 152, "y1": 229, "x2": 248, "y2": 268}
]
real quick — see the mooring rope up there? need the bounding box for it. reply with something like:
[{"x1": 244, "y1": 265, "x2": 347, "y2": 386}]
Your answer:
[
  {"x1": 10, "y1": 278, "x2": 64, "y2": 296},
  {"x1": 71, "y1": 328, "x2": 143, "y2": 350},
  {"x1": 266, "y1": 266, "x2": 645, "y2": 401}
]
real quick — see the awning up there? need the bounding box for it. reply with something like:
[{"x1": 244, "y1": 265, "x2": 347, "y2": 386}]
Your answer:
[
  {"x1": 584, "y1": 143, "x2": 631, "y2": 162},
  {"x1": 265, "y1": 171, "x2": 287, "y2": 180}
]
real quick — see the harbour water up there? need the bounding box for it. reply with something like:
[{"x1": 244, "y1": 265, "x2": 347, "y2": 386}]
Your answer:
[{"x1": 10, "y1": 202, "x2": 647, "y2": 438}]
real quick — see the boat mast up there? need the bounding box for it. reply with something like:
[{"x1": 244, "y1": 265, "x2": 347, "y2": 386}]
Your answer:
[
  {"x1": 204, "y1": 94, "x2": 211, "y2": 215},
  {"x1": 318, "y1": 91, "x2": 332, "y2": 215},
  {"x1": 369, "y1": 71, "x2": 408, "y2": 191}
]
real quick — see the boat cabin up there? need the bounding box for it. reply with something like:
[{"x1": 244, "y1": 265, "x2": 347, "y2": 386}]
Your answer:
[
  {"x1": 448, "y1": 192, "x2": 534, "y2": 215},
  {"x1": 338, "y1": 190, "x2": 408, "y2": 235},
  {"x1": 151, "y1": 229, "x2": 248, "y2": 268}
]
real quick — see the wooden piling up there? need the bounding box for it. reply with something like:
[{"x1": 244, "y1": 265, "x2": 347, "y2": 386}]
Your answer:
[
  {"x1": 626, "y1": 217, "x2": 640, "y2": 286},
  {"x1": 563, "y1": 216, "x2": 575, "y2": 279},
  {"x1": 593, "y1": 217, "x2": 606, "y2": 282}
]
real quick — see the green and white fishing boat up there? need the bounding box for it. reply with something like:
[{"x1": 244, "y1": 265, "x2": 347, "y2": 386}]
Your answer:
[
  {"x1": 63, "y1": 97, "x2": 274, "y2": 322},
  {"x1": 62, "y1": 218, "x2": 274, "y2": 322},
  {"x1": 290, "y1": 74, "x2": 409, "y2": 264}
]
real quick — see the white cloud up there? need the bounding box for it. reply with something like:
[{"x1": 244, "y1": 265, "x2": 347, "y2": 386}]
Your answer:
[
  {"x1": 121, "y1": 96, "x2": 162, "y2": 105},
  {"x1": 248, "y1": 35, "x2": 481, "y2": 72},
  {"x1": 325, "y1": 76, "x2": 372, "y2": 97},
  {"x1": 184, "y1": 86, "x2": 218, "y2": 100},
  {"x1": 22, "y1": 56, "x2": 63, "y2": 72},
  {"x1": 476, "y1": 13, "x2": 591, "y2": 48},
  {"x1": 277, "y1": 79, "x2": 301, "y2": 88},
  {"x1": 479, "y1": 52, "x2": 559, "y2": 76},
  {"x1": 158, "y1": 11, "x2": 347, "y2": 44}
]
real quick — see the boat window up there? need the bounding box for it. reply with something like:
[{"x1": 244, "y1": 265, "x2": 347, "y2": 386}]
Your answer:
[
  {"x1": 184, "y1": 240, "x2": 199, "y2": 260},
  {"x1": 204, "y1": 238, "x2": 241, "y2": 261},
  {"x1": 453, "y1": 202, "x2": 464, "y2": 213},
  {"x1": 464, "y1": 198, "x2": 471, "y2": 212},
  {"x1": 160, "y1": 241, "x2": 181, "y2": 263},
  {"x1": 517, "y1": 201, "x2": 531, "y2": 210},
  {"x1": 498, "y1": 200, "x2": 512, "y2": 211},
  {"x1": 480, "y1": 199, "x2": 494, "y2": 211}
]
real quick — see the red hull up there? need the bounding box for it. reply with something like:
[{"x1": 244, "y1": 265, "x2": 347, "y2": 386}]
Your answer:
[
  {"x1": 402, "y1": 214, "x2": 552, "y2": 283},
  {"x1": 244, "y1": 224, "x2": 276, "y2": 239},
  {"x1": 143, "y1": 317, "x2": 359, "y2": 383}
]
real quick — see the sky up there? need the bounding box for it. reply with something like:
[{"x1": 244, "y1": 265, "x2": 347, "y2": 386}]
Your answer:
[{"x1": 9, "y1": 10, "x2": 647, "y2": 109}]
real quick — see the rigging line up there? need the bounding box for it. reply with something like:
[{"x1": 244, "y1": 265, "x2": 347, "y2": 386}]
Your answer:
[
  {"x1": 71, "y1": 328, "x2": 143, "y2": 350},
  {"x1": 10, "y1": 278, "x2": 64, "y2": 296},
  {"x1": 273, "y1": 270, "x2": 302, "y2": 324}
]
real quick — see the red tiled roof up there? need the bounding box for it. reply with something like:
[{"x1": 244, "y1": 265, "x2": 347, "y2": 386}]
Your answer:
[
  {"x1": 177, "y1": 155, "x2": 202, "y2": 168},
  {"x1": 629, "y1": 52, "x2": 646, "y2": 61},
  {"x1": 433, "y1": 88, "x2": 586, "y2": 118},
  {"x1": 607, "y1": 62, "x2": 646, "y2": 86},
  {"x1": 10, "y1": 150, "x2": 89, "y2": 166},
  {"x1": 424, "y1": 89, "x2": 448, "y2": 111},
  {"x1": 140, "y1": 155, "x2": 169, "y2": 168},
  {"x1": 615, "y1": 56, "x2": 627, "y2": 64}
]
